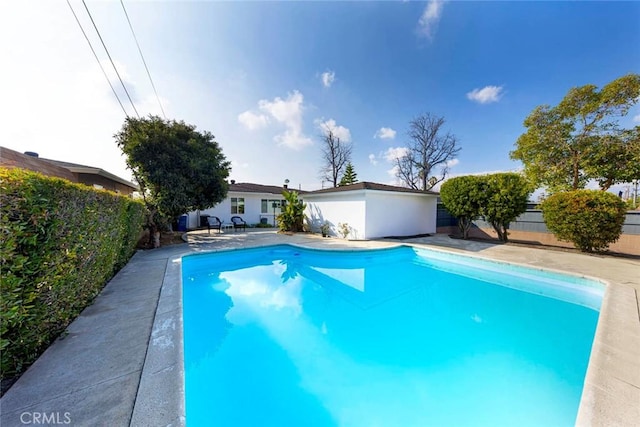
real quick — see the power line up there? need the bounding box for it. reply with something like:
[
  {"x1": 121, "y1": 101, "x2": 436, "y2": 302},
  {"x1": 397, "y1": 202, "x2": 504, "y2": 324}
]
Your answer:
[
  {"x1": 120, "y1": 0, "x2": 167, "y2": 119},
  {"x1": 81, "y1": 0, "x2": 140, "y2": 118},
  {"x1": 66, "y1": 0, "x2": 129, "y2": 117}
]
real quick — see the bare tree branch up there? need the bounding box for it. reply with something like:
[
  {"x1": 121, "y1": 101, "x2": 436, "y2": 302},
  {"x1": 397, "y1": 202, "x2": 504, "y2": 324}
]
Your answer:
[
  {"x1": 394, "y1": 153, "x2": 419, "y2": 190},
  {"x1": 319, "y1": 126, "x2": 352, "y2": 187},
  {"x1": 395, "y1": 113, "x2": 460, "y2": 190}
]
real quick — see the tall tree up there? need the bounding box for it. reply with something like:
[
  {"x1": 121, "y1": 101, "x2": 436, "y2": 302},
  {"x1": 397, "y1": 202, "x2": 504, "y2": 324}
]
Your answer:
[
  {"x1": 320, "y1": 127, "x2": 352, "y2": 187},
  {"x1": 339, "y1": 162, "x2": 358, "y2": 186},
  {"x1": 115, "y1": 115, "x2": 230, "y2": 246},
  {"x1": 511, "y1": 74, "x2": 640, "y2": 193},
  {"x1": 394, "y1": 113, "x2": 461, "y2": 191},
  {"x1": 584, "y1": 127, "x2": 640, "y2": 191}
]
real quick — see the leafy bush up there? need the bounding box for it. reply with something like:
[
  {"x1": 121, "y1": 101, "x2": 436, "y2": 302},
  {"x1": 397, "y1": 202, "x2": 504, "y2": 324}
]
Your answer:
[
  {"x1": 253, "y1": 222, "x2": 274, "y2": 228},
  {"x1": 439, "y1": 175, "x2": 485, "y2": 239},
  {"x1": 441, "y1": 173, "x2": 532, "y2": 242},
  {"x1": 0, "y1": 168, "x2": 145, "y2": 378},
  {"x1": 540, "y1": 189, "x2": 627, "y2": 252},
  {"x1": 481, "y1": 173, "x2": 532, "y2": 242},
  {"x1": 277, "y1": 190, "x2": 306, "y2": 232}
]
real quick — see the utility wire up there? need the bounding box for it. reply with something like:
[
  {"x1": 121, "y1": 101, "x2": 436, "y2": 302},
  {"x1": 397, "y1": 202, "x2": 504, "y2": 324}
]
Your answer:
[
  {"x1": 120, "y1": 0, "x2": 167, "y2": 119},
  {"x1": 66, "y1": 0, "x2": 129, "y2": 118},
  {"x1": 81, "y1": 0, "x2": 140, "y2": 118}
]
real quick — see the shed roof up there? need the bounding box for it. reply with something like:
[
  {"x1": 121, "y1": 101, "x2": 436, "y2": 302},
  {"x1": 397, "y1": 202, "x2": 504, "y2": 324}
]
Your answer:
[{"x1": 306, "y1": 181, "x2": 438, "y2": 196}]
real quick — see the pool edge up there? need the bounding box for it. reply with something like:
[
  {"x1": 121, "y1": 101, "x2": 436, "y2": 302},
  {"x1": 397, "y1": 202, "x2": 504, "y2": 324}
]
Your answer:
[{"x1": 138, "y1": 236, "x2": 640, "y2": 426}]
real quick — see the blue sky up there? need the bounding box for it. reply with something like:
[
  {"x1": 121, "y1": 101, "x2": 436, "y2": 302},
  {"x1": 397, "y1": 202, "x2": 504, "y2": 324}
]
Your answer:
[{"x1": 2, "y1": 1, "x2": 639, "y2": 193}]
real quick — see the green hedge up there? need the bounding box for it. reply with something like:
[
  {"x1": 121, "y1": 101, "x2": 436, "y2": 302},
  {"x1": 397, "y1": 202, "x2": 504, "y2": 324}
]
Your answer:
[
  {"x1": 540, "y1": 189, "x2": 627, "y2": 252},
  {"x1": 0, "y1": 168, "x2": 145, "y2": 378}
]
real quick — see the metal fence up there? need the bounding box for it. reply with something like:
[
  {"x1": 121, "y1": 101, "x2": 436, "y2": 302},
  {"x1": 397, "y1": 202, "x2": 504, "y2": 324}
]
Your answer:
[{"x1": 436, "y1": 204, "x2": 640, "y2": 235}]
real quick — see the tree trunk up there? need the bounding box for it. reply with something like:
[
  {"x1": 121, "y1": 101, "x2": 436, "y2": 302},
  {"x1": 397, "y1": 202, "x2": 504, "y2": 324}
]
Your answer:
[
  {"x1": 153, "y1": 230, "x2": 161, "y2": 248},
  {"x1": 147, "y1": 209, "x2": 161, "y2": 248},
  {"x1": 459, "y1": 218, "x2": 471, "y2": 239},
  {"x1": 491, "y1": 221, "x2": 509, "y2": 242},
  {"x1": 572, "y1": 150, "x2": 580, "y2": 190}
]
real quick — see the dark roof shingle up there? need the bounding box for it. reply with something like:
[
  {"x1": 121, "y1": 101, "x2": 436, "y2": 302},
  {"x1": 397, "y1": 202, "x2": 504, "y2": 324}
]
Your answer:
[{"x1": 229, "y1": 182, "x2": 307, "y2": 194}]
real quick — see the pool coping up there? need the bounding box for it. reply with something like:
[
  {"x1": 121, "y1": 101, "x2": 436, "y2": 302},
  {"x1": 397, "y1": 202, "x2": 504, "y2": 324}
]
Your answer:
[{"x1": 135, "y1": 234, "x2": 640, "y2": 426}]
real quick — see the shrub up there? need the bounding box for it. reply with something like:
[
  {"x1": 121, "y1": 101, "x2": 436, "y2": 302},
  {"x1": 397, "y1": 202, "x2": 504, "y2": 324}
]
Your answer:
[
  {"x1": 253, "y1": 222, "x2": 274, "y2": 228},
  {"x1": 0, "y1": 168, "x2": 145, "y2": 378},
  {"x1": 440, "y1": 175, "x2": 485, "y2": 239},
  {"x1": 481, "y1": 173, "x2": 532, "y2": 242},
  {"x1": 277, "y1": 190, "x2": 306, "y2": 232},
  {"x1": 540, "y1": 189, "x2": 627, "y2": 252},
  {"x1": 337, "y1": 222, "x2": 351, "y2": 239}
]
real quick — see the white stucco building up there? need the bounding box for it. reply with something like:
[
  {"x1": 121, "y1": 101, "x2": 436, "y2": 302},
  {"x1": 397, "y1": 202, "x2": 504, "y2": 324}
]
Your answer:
[
  {"x1": 304, "y1": 182, "x2": 439, "y2": 239},
  {"x1": 186, "y1": 182, "x2": 298, "y2": 229}
]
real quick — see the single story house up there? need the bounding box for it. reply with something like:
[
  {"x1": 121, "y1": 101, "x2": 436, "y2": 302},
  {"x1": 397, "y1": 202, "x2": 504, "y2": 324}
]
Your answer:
[
  {"x1": 187, "y1": 182, "x2": 305, "y2": 229},
  {"x1": 304, "y1": 182, "x2": 439, "y2": 239},
  {"x1": 0, "y1": 147, "x2": 138, "y2": 195}
]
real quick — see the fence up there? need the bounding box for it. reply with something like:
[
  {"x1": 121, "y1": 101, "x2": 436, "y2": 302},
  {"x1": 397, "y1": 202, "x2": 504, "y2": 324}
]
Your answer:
[{"x1": 436, "y1": 204, "x2": 640, "y2": 255}]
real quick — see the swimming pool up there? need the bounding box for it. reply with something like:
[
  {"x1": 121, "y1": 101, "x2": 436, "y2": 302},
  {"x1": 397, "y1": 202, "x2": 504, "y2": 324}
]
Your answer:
[{"x1": 182, "y1": 244, "x2": 603, "y2": 426}]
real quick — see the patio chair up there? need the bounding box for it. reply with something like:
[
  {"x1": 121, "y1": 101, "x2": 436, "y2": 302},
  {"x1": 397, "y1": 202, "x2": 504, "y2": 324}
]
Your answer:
[
  {"x1": 207, "y1": 216, "x2": 222, "y2": 234},
  {"x1": 230, "y1": 216, "x2": 247, "y2": 231}
]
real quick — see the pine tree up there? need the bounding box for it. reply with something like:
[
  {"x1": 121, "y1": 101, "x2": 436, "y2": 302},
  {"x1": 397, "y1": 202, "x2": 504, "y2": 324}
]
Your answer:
[{"x1": 339, "y1": 162, "x2": 358, "y2": 186}]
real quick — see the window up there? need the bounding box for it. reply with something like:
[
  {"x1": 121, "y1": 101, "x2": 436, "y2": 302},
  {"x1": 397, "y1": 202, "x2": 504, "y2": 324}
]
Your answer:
[
  {"x1": 261, "y1": 199, "x2": 283, "y2": 214},
  {"x1": 231, "y1": 197, "x2": 245, "y2": 214}
]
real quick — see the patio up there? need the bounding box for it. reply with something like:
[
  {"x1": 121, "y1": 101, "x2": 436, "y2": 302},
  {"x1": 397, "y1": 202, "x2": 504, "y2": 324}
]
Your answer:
[{"x1": 1, "y1": 230, "x2": 638, "y2": 426}]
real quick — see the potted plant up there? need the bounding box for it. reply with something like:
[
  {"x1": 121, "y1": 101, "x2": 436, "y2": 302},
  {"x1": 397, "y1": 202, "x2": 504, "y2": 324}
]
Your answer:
[
  {"x1": 338, "y1": 222, "x2": 350, "y2": 239},
  {"x1": 320, "y1": 221, "x2": 330, "y2": 237}
]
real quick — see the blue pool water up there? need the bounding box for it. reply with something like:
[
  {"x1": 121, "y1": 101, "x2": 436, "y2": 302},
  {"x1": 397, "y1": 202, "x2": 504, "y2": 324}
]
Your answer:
[{"x1": 182, "y1": 245, "x2": 603, "y2": 427}]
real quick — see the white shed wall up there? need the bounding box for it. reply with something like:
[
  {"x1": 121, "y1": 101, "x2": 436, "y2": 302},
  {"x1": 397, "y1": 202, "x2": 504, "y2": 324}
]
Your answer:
[
  {"x1": 304, "y1": 192, "x2": 366, "y2": 239},
  {"x1": 364, "y1": 192, "x2": 437, "y2": 238},
  {"x1": 304, "y1": 190, "x2": 437, "y2": 239}
]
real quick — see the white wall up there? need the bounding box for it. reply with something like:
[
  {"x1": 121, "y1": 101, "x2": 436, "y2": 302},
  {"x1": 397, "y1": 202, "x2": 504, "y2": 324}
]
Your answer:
[
  {"x1": 304, "y1": 190, "x2": 437, "y2": 239},
  {"x1": 304, "y1": 191, "x2": 366, "y2": 239},
  {"x1": 364, "y1": 192, "x2": 437, "y2": 238},
  {"x1": 186, "y1": 192, "x2": 284, "y2": 229}
]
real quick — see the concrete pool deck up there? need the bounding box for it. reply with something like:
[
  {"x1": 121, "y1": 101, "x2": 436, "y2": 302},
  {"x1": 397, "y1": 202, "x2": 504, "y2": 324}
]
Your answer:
[{"x1": 1, "y1": 231, "x2": 638, "y2": 426}]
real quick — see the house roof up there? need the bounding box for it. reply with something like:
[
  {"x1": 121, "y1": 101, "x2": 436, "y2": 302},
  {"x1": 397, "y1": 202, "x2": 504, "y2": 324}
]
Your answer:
[
  {"x1": 0, "y1": 147, "x2": 138, "y2": 191},
  {"x1": 229, "y1": 182, "x2": 307, "y2": 194},
  {"x1": 1, "y1": 147, "x2": 78, "y2": 182},
  {"x1": 306, "y1": 181, "x2": 439, "y2": 196},
  {"x1": 42, "y1": 158, "x2": 138, "y2": 190}
]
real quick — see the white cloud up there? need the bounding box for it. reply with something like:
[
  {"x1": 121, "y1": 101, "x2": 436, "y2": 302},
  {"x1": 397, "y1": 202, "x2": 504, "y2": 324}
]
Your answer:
[
  {"x1": 321, "y1": 70, "x2": 335, "y2": 88},
  {"x1": 238, "y1": 110, "x2": 269, "y2": 130},
  {"x1": 374, "y1": 127, "x2": 396, "y2": 140},
  {"x1": 368, "y1": 154, "x2": 378, "y2": 166},
  {"x1": 633, "y1": 114, "x2": 640, "y2": 122},
  {"x1": 446, "y1": 158, "x2": 459, "y2": 168},
  {"x1": 316, "y1": 118, "x2": 352, "y2": 143},
  {"x1": 258, "y1": 91, "x2": 304, "y2": 126},
  {"x1": 224, "y1": 276, "x2": 302, "y2": 315},
  {"x1": 239, "y1": 90, "x2": 312, "y2": 149},
  {"x1": 466, "y1": 85, "x2": 504, "y2": 104},
  {"x1": 417, "y1": 0, "x2": 444, "y2": 40},
  {"x1": 386, "y1": 165, "x2": 407, "y2": 187},
  {"x1": 383, "y1": 146, "x2": 409, "y2": 162}
]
